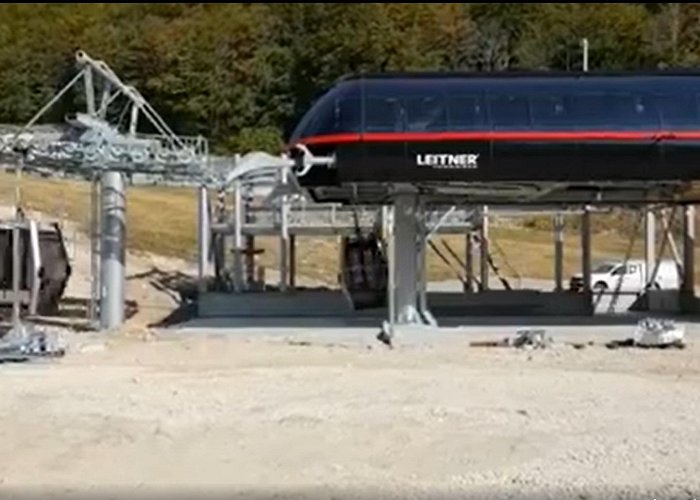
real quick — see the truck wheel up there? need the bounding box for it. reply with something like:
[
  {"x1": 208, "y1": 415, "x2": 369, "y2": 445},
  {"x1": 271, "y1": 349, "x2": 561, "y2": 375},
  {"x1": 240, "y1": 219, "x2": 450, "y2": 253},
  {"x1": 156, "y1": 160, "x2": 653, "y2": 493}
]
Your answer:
[{"x1": 593, "y1": 282, "x2": 608, "y2": 292}]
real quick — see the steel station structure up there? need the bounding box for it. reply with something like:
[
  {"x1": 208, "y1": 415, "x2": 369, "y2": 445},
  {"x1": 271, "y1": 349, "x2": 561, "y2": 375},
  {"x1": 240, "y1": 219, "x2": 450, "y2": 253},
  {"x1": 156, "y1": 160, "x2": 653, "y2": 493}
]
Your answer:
[
  {"x1": 281, "y1": 71, "x2": 700, "y2": 337},
  {"x1": 2, "y1": 50, "x2": 700, "y2": 343},
  {"x1": 200, "y1": 71, "x2": 700, "y2": 342}
]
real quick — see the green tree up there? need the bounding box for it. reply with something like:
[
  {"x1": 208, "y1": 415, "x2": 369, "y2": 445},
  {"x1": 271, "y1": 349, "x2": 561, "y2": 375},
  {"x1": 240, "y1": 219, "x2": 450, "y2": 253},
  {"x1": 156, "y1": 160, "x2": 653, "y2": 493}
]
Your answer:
[
  {"x1": 468, "y1": 4, "x2": 542, "y2": 70},
  {"x1": 517, "y1": 4, "x2": 651, "y2": 70},
  {"x1": 647, "y1": 3, "x2": 700, "y2": 67},
  {"x1": 0, "y1": 3, "x2": 679, "y2": 155}
]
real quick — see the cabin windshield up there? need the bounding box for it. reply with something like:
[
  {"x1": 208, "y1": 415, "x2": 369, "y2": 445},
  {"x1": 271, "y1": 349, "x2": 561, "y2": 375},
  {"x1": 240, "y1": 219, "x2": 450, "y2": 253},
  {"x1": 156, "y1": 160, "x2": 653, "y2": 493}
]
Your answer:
[{"x1": 289, "y1": 75, "x2": 700, "y2": 143}]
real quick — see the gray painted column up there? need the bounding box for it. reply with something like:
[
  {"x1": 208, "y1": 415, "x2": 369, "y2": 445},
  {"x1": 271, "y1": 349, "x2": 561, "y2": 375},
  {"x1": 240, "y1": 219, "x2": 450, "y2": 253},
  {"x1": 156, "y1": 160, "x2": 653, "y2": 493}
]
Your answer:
[
  {"x1": 644, "y1": 208, "x2": 656, "y2": 286},
  {"x1": 278, "y1": 169, "x2": 289, "y2": 292},
  {"x1": 384, "y1": 204, "x2": 396, "y2": 330},
  {"x1": 89, "y1": 174, "x2": 101, "y2": 323},
  {"x1": 683, "y1": 205, "x2": 695, "y2": 298},
  {"x1": 581, "y1": 207, "x2": 593, "y2": 312},
  {"x1": 554, "y1": 213, "x2": 564, "y2": 292},
  {"x1": 100, "y1": 171, "x2": 126, "y2": 330},
  {"x1": 479, "y1": 206, "x2": 490, "y2": 291},
  {"x1": 197, "y1": 185, "x2": 210, "y2": 294},
  {"x1": 393, "y1": 194, "x2": 420, "y2": 324}
]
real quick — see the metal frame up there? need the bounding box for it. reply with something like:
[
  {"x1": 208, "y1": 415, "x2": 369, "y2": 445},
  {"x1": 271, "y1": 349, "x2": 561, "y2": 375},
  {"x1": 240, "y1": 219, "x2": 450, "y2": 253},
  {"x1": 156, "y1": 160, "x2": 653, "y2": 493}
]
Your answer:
[
  {"x1": 204, "y1": 150, "x2": 700, "y2": 343},
  {"x1": 0, "y1": 50, "x2": 211, "y2": 332},
  {"x1": 28, "y1": 219, "x2": 41, "y2": 315}
]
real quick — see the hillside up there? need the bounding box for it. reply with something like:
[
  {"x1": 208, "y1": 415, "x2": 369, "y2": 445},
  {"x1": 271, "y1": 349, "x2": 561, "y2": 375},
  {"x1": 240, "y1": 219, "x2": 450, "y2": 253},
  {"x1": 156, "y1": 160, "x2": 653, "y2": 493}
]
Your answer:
[{"x1": 1, "y1": 4, "x2": 696, "y2": 153}]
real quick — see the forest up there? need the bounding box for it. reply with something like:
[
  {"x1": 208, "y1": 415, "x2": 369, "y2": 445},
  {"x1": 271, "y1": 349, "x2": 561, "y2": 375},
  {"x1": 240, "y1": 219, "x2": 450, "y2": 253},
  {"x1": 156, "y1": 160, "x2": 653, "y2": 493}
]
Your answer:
[{"x1": 0, "y1": 3, "x2": 697, "y2": 153}]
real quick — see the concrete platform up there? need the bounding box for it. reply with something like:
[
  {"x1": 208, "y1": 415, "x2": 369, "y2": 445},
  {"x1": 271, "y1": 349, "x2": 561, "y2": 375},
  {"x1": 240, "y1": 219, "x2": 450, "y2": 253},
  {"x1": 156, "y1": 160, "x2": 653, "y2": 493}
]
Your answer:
[
  {"x1": 198, "y1": 289, "x2": 592, "y2": 319},
  {"x1": 197, "y1": 278, "x2": 700, "y2": 321}
]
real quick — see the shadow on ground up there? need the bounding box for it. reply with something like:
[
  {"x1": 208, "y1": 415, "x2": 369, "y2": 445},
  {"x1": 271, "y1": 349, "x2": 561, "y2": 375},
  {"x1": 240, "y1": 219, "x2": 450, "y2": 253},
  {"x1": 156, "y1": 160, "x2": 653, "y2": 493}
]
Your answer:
[{"x1": 126, "y1": 267, "x2": 199, "y2": 327}]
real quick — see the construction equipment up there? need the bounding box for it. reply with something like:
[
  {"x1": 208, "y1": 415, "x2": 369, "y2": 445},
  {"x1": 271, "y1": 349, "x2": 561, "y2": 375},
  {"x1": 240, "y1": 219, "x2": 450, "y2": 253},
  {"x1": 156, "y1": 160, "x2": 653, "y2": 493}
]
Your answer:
[{"x1": 0, "y1": 323, "x2": 65, "y2": 362}]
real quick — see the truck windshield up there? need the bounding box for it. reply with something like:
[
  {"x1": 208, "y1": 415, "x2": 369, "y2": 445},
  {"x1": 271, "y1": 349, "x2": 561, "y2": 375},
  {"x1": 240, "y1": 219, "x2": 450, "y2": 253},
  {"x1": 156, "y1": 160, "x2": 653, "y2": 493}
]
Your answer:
[{"x1": 593, "y1": 263, "x2": 617, "y2": 273}]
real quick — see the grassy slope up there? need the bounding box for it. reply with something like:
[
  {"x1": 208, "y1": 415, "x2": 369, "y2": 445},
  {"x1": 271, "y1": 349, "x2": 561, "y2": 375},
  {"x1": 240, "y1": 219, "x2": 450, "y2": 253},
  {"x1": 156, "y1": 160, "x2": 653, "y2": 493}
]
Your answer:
[{"x1": 0, "y1": 172, "x2": 692, "y2": 286}]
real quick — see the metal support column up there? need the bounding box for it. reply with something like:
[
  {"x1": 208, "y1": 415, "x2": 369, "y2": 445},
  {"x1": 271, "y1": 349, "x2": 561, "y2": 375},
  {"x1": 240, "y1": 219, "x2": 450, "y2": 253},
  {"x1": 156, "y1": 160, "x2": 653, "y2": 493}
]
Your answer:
[
  {"x1": 644, "y1": 208, "x2": 656, "y2": 287},
  {"x1": 289, "y1": 235, "x2": 297, "y2": 290},
  {"x1": 197, "y1": 185, "x2": 210, "y2": 294},
  {"x1": 383, "y1": 204, "x2": 396, "y2": 338},
  {"x1": 11, "y1": 156, "x2": 23, "y2": 330},
  {"x1": 88, "y1": 174, "x2": 101, "y2": 323},
  {"x1": 243, "y1": 182, "x2": 256, "y2": 288},
  {"x1": 28, "y1": 219, "x2": 41, "y2": 316},
  {"x1": 212, "y1": 189, "x2": 226, "y2": 289},
  {"x1": 84, "y1": 67, "x2": 95, "y2": 115},
  {"x1": 100, "y1": 171, "x2": 126, "y2": 331},
  {"x1": 278, "y1": 169, "x2": 289, "y2": 292},
  {"x1": 417, "y1": 228, "x2": 428, "y2": 316},
  {"x1": 232, "y1": 181, "x2": 244, "y2": 292},
  {"x1": 393, "y1": 194, "x2": 420, "y2": 324},
  {"x1": 682, "y1": 205, "x2": 696, "y2": 311},
  {"x1": 554, "y1": 213, "x2": 564, "y2": 292},
  {"x1": 220, "y1": 189, "x2": 232, "y2": 289},
  {"x1": 479, "y1": 206, "x2": 490, "y2": 291},
  {"x1": 581, "y1": 207, "x2": 593, "y2": 313},
  {"x1": 11, "y1": 213, "x2": 21, "y2": 330},
  {"x1": 380, "y1": 197, "x2": 434, "y2": 343},
  {"x1": 465, "y1": 231, "x2": 474, "y2": 293}
]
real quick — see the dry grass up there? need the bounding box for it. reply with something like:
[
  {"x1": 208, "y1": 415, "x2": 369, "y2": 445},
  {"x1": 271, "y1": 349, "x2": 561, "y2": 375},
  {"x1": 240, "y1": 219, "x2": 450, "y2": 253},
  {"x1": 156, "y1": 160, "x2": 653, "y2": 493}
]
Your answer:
[
  {"x1": 0, "y1": 172, "x2": 694, "y2": 286},
  {"x1": 0, "y1": 172, "x2": 199, "y2": 260}
]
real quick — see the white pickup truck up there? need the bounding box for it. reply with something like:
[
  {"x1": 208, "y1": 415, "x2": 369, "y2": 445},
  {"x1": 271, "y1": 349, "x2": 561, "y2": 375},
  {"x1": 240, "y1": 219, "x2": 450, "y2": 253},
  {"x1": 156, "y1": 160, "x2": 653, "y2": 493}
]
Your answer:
[{"x1": 569, "y1": 259, "x2": 681, "y2": 293}]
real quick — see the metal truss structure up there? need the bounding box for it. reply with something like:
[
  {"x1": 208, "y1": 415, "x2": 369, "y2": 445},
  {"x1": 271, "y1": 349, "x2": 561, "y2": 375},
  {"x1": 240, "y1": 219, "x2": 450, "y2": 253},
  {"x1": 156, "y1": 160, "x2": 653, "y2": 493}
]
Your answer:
[
  {"x1": 0, "y1": 51, "x2": 208, "y2": 183},
  {"x1": 0, "y1": 50, "x2": 220, "y2": 332},
  {"x1": 0, "y1": 49, "x2": 339, "y2": 332}
]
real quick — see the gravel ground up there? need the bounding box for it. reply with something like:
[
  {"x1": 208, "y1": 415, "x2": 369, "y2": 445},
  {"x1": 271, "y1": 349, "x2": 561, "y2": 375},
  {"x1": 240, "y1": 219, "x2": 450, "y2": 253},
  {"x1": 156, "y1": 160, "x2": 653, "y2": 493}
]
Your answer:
[
  {"x1": 0, "y1": 324, "x2": 698, "y2": 500},
  {"x1": 1, "y1": 206, "x2": 698, "y2": 499}
]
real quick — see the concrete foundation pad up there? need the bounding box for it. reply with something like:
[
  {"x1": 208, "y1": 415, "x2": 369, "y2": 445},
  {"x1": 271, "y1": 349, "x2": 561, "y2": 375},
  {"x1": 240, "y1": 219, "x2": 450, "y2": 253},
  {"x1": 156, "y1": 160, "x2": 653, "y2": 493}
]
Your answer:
[
  {"x1": 198, "y1": 290, "x2": 355, "y2": 318},
  {"x1": 198, "y1": 289, "x2": 593, "y2": 319},
  {"x1": 429, "y1": 290, "x2": 590, "y2": 316}
]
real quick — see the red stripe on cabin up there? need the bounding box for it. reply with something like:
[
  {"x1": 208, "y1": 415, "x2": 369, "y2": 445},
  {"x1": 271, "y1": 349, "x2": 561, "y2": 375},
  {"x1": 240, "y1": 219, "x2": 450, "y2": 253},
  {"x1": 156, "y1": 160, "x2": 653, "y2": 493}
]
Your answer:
[{"x1": 295, "y1": 130, "x2": 700, "y2": 146}]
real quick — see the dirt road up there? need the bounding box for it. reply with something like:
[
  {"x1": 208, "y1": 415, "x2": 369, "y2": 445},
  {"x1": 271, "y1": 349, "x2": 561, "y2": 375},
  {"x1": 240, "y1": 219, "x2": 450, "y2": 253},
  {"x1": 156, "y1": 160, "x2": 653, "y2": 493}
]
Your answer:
[{"x1": 0, "y1": 327, "x2": 698, "y2": 500}]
